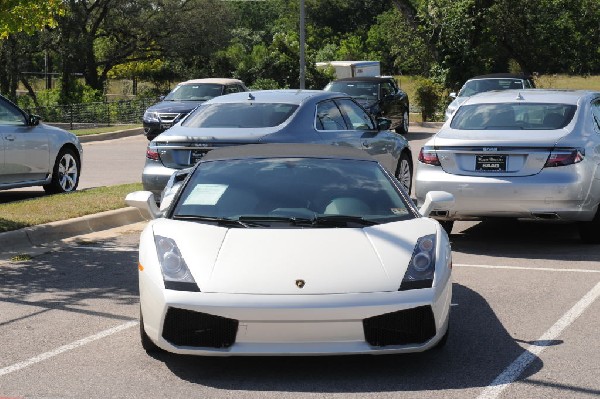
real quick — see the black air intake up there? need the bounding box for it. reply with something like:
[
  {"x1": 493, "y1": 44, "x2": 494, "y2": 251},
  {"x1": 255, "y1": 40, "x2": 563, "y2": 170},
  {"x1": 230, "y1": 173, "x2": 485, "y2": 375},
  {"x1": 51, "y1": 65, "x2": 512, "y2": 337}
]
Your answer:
[
  {"x1": 363, "y1": 306, "x2": 436, "y2": 347},
  {"x1": 162, "y1": 308, "x2": 238, "y2": 348}
]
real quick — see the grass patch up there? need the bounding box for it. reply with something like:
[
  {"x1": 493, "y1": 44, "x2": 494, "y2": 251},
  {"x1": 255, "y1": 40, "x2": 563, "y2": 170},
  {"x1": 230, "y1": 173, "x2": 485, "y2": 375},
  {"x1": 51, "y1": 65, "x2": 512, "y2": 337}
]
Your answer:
[
  {"x1": 68, "y1": 124, "x2": 141, "y2": 136},
  {"x1": 10, "y1": 254, "x2": 32, "y2": 262},
  {"x1": 0, "y1": 183, "x2": 142, "y2": 233}
]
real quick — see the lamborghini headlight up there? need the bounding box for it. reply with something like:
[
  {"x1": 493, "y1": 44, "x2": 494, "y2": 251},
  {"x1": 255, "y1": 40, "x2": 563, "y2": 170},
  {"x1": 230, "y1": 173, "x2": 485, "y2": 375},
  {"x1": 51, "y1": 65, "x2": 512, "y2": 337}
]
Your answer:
[
  {"x1": 399, "y1": 234, "x2": 436, "y2": 291},
  {"x1": 154, "y1": 235, "x2": 199, "y2": 291}
]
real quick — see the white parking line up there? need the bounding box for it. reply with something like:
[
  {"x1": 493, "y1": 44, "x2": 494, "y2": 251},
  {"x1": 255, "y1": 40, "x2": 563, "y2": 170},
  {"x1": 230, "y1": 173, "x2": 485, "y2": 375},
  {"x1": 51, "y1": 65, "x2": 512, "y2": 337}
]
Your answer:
[
  {"x1": 477, "y1": 281, "x2": 600, "y2": 399},
  {"x1": 454, "y1": 264, "x2": 600, "y2": 273},
  {"x1": 0, "y1": 321, "x2": 138, "y2": 377}
]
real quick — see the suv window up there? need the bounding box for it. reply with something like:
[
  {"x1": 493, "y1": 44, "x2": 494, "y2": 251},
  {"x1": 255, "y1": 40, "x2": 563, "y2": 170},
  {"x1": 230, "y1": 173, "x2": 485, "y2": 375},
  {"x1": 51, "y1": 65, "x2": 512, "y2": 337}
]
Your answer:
[
  {"x1": 225, "y1": 85, "x2": 243, "y2": 94},
  {"x1": 380, "y1": 82, "x2": 394, "y2": 98}
]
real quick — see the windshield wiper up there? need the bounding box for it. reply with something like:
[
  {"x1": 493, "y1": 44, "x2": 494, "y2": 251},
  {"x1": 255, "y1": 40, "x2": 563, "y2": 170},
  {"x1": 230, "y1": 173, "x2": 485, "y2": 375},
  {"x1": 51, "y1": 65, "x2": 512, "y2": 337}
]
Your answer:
[
  {"x1": 311, "y1": 215, "x2": 379, "y2": 226},
  {"x1": 172, "y1": 215, "x2": 261, "y2": 228},
  {"x1": 237, "y1": 215, "x2": 380, "y2": 227},
  {"x1": 237, "y1": 215, "x2": 315, "y2": 226}
]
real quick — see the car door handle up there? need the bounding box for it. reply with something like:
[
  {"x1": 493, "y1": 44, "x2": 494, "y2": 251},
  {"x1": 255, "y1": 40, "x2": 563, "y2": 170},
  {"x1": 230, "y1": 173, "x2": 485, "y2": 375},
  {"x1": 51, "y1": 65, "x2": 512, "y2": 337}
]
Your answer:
[{"x1": 5, "y1": 134, "x2": 15, "y2": 141}]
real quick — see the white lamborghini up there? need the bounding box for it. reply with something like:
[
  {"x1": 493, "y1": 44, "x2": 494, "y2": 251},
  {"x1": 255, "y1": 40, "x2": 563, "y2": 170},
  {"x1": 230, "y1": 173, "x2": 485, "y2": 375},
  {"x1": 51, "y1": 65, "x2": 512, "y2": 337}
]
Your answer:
[{"x1": 126, "y1": 144, "x2": 454, "y2": 356}]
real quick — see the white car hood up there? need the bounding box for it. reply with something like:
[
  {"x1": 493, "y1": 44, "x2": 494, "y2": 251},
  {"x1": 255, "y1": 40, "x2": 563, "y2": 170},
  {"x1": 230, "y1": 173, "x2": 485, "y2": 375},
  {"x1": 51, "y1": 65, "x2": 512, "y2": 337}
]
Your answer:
[{"x1": 152, "y1": 218, "x2": 437, "y2": 294}]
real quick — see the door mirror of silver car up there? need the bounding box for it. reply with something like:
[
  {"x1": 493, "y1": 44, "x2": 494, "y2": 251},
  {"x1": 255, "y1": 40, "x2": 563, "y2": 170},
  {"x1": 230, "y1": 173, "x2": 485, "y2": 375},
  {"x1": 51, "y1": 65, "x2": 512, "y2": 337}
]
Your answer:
[
  {"x1": 377, "y1": 117, "x2": 392, "y2": 131},
  {"x1": 449, "y1": 92, "x2": 457, "y2": 98},
  {"x1": 28, "y1": 114, "x2": 40, "y2": 126},
  {"x1": 125, "y1": 191, "x2": 162, "y2": 219},
  {"x1": 419, "y1": 191, "x2": 455, "y2": 217}
]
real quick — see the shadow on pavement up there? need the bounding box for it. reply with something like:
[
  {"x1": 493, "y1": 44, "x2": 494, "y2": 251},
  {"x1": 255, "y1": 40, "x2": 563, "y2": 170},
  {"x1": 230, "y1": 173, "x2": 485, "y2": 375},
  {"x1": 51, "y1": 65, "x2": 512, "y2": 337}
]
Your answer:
[
  {"x1": 155, "y1": 283, "x2": 540, "y2": 393},
  {"x1": 450, "y1": 219, "x2": 600, "y2": 262}
]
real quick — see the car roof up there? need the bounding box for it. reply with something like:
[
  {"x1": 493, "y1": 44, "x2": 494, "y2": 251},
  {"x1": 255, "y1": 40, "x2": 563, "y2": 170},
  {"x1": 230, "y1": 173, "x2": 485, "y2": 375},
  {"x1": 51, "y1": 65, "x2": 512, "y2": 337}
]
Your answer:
[
  {"x1": 200, "y1": 143, "x2": 377, "y2": 163},
  {"x1": 469, "y1": 73, "x2": 533, "y2": 81},
  {"x1": 331, "y1": 77, "x2": 392, "y2": 83},
  {"x1": 206, "y1": 89, "x2": 347, "y2": 105},
  {"x1": 178, "y1": 78, "x2": 245, "y2": 85},
  {"x1": 465, "y1": 89, "x2": 599, "y2": 105}
]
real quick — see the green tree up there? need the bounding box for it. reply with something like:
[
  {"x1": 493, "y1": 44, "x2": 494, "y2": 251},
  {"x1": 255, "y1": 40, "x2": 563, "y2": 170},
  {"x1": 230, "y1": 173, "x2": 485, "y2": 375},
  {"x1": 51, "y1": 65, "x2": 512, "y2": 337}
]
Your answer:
[{"x1": 0, "y1": 0, "x2": 64, "y2": 39}]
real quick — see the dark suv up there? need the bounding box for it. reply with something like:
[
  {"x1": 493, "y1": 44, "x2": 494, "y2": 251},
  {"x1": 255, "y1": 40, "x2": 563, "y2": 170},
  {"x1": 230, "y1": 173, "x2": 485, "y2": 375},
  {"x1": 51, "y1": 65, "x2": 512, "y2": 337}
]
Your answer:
[
  {"x1": 324, "y1": 76, "x2": 410, "y2": 134},
  {"x1": 142, "y1": 78, "x2": 248, "y2": 140}
]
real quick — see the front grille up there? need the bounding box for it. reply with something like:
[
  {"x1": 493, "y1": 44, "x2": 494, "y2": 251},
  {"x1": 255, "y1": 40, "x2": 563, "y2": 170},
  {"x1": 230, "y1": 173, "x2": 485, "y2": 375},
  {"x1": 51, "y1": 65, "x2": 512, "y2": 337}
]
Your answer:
[
  {"x1": 363, "y1": 306, "x2": 436, "y2": 347},
  {"x1": 162, "y1": 308, "x2": 238, "y2": 348},
  {"x1": 158, "y1": 112, "x2": 181, "y2": 122}
]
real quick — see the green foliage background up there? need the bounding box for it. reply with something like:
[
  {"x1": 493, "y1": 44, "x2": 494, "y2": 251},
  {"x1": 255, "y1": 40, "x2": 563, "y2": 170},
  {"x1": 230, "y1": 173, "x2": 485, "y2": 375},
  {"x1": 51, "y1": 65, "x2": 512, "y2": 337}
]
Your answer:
[{"x1": 0, "y1": 0, "x2": 599, "y2": 112}]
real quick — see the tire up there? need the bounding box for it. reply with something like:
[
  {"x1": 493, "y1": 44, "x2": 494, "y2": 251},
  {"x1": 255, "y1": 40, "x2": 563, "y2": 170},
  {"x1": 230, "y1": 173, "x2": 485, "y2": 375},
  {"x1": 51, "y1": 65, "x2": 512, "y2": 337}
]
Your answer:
[
  {"x1": 395, "y1": 152, "x2": 413, "y2": 194},
  {"x1": 395, "y1": 109, "x2": 410, "y2": 135},
  {"x1": 43, "y1": 148, "x2": 80, "y2": 194},
  {"x1": 440, "y1": 220, "x2": 454, "y2": 235},
  {"x1": 579, "y1": 207, "x2": 600, "y2": 244},
  {"x1": 140, "y1": 308, "x2": 162, "y2": 354}
]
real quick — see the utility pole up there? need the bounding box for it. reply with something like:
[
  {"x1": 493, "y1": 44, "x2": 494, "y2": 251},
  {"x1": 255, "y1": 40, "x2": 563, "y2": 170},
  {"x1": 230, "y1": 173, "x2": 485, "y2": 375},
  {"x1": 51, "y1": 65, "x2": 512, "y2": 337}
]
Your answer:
[{"x1": 299, "y1": 0, "x2": 306, "y2": 89}]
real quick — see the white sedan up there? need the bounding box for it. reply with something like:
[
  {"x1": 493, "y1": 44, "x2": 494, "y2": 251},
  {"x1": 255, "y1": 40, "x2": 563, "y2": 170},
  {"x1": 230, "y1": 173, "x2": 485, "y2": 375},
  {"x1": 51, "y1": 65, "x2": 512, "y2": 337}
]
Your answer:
[{"x1": 126, "y1": 144, "x2": 454, "y2": 356}]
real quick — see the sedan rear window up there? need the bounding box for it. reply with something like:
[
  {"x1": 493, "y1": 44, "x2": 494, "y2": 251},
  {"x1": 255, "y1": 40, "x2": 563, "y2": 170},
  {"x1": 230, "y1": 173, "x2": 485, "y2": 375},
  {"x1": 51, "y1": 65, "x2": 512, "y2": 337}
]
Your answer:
[
  {"x1": 451, "y1": 103, "x2": 577, "y2": 130},
  {"x1": 182, "y1": 103, "x2": 298, "y2": 128}
]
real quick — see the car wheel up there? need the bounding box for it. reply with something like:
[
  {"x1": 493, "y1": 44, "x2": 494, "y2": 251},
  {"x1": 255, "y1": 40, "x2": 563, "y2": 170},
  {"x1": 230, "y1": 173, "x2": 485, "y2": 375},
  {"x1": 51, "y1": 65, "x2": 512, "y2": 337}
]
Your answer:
[
  {"x1": 395, "y1": 110, "x2": 409, "y2": 135},
  {"x1": 43, "y1": 148, "x2": 80, "y2": 194},
  {"x1": 395, "y1": 152, "x2": 413, "y2": 194},
  {"x1": 440, "y1": 220, "x2": 454, "y2": 235},
  {"x1": 140, "y1": 308, "x2": 162, "y2": 353},
  {"x1": 579, "y1": 208, "x2": 600, "y2": 244}
]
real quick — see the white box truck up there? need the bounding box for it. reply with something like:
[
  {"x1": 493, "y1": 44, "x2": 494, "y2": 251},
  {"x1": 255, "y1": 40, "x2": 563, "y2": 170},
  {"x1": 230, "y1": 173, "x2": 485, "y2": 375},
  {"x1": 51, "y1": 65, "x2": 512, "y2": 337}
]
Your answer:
[{"x1": 316, "y1": 61, "x2": 381, "y2": 79}]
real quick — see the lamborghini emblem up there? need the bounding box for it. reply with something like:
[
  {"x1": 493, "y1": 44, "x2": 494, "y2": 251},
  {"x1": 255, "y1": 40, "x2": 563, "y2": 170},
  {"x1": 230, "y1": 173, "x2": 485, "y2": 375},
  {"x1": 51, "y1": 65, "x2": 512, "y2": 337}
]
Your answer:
[{"x1": 296, "y1": 279, "x2": 305, "y2": 289}]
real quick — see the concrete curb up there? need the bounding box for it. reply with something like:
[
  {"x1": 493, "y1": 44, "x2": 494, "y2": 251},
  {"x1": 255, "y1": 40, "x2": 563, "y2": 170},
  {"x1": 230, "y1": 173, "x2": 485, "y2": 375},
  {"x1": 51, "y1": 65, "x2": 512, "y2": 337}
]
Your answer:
[
  {"x1": 0, "y1": 207, "x2": 150, "y2": 252},
  {"x1": 78, "y1": 127, "x2": 144, "y2": 143}
]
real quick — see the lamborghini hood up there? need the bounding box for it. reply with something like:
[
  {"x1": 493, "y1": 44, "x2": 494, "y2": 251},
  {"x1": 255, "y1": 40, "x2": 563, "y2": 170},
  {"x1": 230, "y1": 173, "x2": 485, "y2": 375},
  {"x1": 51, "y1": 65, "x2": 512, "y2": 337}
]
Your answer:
[{"x1": 151, "y1": 218, "x2": 439, "y2": 294}]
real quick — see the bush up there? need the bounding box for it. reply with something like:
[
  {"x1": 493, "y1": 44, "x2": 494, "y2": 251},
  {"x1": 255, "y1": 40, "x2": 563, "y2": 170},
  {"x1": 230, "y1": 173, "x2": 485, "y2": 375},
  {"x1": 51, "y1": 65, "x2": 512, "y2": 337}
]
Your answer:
[{"x1": 414, "y1": 78, "x2": 443, "y2": 122}]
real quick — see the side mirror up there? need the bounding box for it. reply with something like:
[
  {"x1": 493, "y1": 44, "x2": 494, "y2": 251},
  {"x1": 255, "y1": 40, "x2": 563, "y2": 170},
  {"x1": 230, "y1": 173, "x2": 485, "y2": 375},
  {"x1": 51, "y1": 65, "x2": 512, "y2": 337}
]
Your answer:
[
  {"x1": 377, "y1": 117, "x2": 392, "y2": 131},
  {"x1": 449, "y1": 92, "x2": 457, "y2": 99},
  {"x1": 28, "y1": 114, "x2": 40, "y2": 126},
  {"x1": 159, "y1": 167, "x2": 193, "y2": 210},
  {"x1": 419, "y1": 191, "x2": 455, "y2": 217},
  {"x1": 125, "y1": 191, "x2": 162, "y2": 219}
]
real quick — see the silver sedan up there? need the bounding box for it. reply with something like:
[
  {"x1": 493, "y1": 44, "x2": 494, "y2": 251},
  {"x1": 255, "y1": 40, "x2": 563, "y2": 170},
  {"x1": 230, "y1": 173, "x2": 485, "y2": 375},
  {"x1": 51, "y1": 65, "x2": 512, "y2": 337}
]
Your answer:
[
  {"x1": 416, "y1": 89, "x2": 600, "y2": 243},
  {"x1": 0, "y1": 94, "x2": 83, "y2": 193},
  {"x1": 142, "y1": 90, "x2": 413, "y2": 198}
]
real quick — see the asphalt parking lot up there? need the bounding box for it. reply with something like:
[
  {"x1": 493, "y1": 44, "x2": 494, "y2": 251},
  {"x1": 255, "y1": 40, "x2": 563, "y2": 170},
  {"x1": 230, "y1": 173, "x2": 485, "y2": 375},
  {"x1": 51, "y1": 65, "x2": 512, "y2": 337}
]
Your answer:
[
  {"x1": 0, "y1": 127, "x2": 598, "y2": 398},
  {"x1": 0, "y1": 220, "x2": 598, "y2": 398}
]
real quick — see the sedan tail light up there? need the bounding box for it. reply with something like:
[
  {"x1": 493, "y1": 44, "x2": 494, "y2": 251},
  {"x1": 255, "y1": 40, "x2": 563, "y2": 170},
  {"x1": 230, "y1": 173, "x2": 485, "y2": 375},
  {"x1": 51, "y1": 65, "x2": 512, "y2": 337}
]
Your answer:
[
  {"x1": 544, "y1": 148, "x2": 584, "y2": 167},
  {"x1": 146, "y1": 147, "x2": 160, "y2": 161},
  {"x1": 418, "y1": 147, "x2": 441, "y2": 166}
]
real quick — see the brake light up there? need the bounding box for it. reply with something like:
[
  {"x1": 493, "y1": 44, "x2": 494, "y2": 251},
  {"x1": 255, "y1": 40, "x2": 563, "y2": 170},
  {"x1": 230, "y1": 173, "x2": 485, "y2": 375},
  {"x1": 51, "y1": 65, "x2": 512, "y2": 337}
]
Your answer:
[
  {"x1": 146, "y1": 148, "x2": 160, "y2": 161},
  {"x1": 544, "y1": 148, "x2": 584, "y2": 167},
  {"x1": 418, "y1": 147, "x2": 441, "y2": 166}
]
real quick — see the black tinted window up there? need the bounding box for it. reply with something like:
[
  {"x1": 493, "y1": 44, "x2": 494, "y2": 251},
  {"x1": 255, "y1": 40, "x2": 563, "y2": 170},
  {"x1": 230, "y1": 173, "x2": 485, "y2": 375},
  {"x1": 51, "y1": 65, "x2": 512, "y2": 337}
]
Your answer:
[
  {"x1": 451, "y1": 103, "x2": 577, "y2": 130},
  {"x1": 182, "y1": 103, "x2": 298, "y2": 128}
]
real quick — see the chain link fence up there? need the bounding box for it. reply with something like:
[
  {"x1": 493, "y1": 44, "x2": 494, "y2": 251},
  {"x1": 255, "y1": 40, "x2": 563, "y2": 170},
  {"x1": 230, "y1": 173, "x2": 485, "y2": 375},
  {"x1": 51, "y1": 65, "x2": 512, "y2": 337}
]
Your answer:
[{"x1": 28, "y1": 98, "x2": 157, "y2": 130}]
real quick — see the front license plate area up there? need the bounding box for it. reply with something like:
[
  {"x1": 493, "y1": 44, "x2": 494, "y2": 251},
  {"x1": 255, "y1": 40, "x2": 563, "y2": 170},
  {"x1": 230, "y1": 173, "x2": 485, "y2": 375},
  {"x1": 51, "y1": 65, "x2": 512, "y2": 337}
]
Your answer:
[
  {"x1": 190, "y1": 149, "x2": 209, "y2": 164},
  {"x1": 160, "y1": 123, "x2": 172, "y2": 130},
  {"x1": 476, "y1": 155, "x2": 506, "y2": 171}
]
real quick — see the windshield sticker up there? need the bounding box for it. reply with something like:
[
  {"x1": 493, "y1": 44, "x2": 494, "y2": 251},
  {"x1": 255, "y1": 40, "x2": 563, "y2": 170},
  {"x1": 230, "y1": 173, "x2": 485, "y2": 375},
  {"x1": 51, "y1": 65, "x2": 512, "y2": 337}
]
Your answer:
[
  {"x1": 182, "y1": 184, "x2": 228, "y2": 205},
  {"x1": 391, "y1": 208, "x2": 408, "y2": 215}
]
